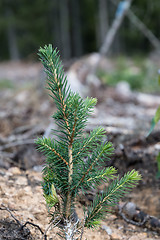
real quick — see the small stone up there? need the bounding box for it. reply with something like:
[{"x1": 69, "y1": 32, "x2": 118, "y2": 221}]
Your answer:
[
  {"x1": 128, "y1": 236, "x2": 138, "y2": 240},
  {"x1": 106, "y1": 214, "x2": 117, "y2": 221},
  {"x1": 8, "y1": 167, "x2": 21, "y2": 175},
  {"x1": 5, "y1": 171, "x2": 13, "y2": 177},
  {"x1": 128, "y1": 233, "x2": 147, "y2": 240},
  {"x1": 15, "y1": 176, "x2": 27, "y2": 185},
  {"x1": 124, "y1": 202, "x2": 137, "y2": 218},
  {"x1": 116, "y1": 81, "x2": 131, "y2": 98},
  {"x1": 33, "y1": 165, "x2": 44, "y2": 172},
  {"x1": 15, "y1": 90, "x2": 29, "y2": 103},
  {"x1": 8, "y1": 179, "x2": 14, "y2": 184},
  {"x1": 23, "y1": 186, "x2": 32, "y2": 194},
  {"x1": 101, "y1": 225, "x2": 112, "y2": 235},
  {"x1": 110, "y1": 232, "x2": 122, "y2": 240}
]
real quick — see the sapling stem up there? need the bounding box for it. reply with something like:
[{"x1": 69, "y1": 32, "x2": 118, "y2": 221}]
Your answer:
[{"x1": 66, "y1": 145, "x2": 73, "y2": 219}]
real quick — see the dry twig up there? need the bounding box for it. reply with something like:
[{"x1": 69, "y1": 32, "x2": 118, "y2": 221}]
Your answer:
[
  {"x1": 118, "y1": 202, "x2": 150, "y2": 226},
  {"x1": 0, "y1": 204, "x2": 22, "y2": 227},
  {"x1": 0, "y1": 204, "x2": 45, "y2": 238},
  {"x1": 41, "y1": 217, "x2": 61, "y2": 240},
  {"x1": 0, "y1": 139, "x2": 35, "y2": 151}
]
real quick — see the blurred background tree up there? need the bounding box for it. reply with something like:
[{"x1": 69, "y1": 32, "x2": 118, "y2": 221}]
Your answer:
[{"x1": 0, "y1": 0, "x2": 160, "y2": 60}]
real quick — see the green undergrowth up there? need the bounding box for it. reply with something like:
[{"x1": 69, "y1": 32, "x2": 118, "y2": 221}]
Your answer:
[
  {"x1": 98, "y1": 56, "x2": 159, "y2": 93},
  {"x1": 0, "y1": 78, "x2": 36, "y2": 92},
  {"x1": 0, "y1": 79, "x2": 15, "y2": 90}
]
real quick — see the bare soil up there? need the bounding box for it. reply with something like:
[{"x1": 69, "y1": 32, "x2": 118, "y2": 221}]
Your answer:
[{"x1": 0, "y1": 59, "x2": 160, "y2": 239}]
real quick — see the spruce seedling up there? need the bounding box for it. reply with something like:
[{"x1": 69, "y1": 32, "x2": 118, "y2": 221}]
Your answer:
[{"x1": 36, "y1": 45, "x2": 141, "y2": 239}]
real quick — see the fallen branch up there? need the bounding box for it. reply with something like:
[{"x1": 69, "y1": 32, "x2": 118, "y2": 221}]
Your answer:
[
  {"x1": 0, "y1": 204, "x2": 22, "y2": 227},
  {"x1": 0, "y1": 204, "x2": 45, "y2": 238},
  {"x1": 0, "y1": 139, "x2": 35, "y2": 151},
  {"x1": 118, "y1": 202, "x2": 149, "y2": 226},
  {"x1": 111, "y1": 0, "x2": 160, "y2": 51},
  {"x1": 0, "y1": 124, "x2": 44, "y2": 145},
  {"x1": 118, "y1": 202, "x2": 160, "y2": 233},
  {"x1": 91, "y1": 0, "x2": 133, "y2": 73},
  {"x1": 20, "y1": 221, "x2": 44, "y2": 236}
]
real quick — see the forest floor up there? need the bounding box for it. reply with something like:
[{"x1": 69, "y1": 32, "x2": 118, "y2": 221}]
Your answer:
[{"x1": 0, "y1": 56, "x2": 160, "y2": 239}]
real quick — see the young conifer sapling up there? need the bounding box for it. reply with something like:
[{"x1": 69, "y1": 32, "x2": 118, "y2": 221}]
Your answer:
[{"x1": 36, "y1": 45, "x2": 141, "y2": 239}]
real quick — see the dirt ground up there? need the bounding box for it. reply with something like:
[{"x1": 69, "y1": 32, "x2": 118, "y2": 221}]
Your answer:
[{"x1": 0, "y1": 58, "x2": 160, "y2": 239}]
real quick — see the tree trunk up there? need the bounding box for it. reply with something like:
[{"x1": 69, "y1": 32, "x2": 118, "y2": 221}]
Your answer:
[
  {"x1": 90, "y1": 0, "x2": 132, "y2": 74},
  {"x1": 5, "y1": 7, "x2": 20, "y2": 60},
  {"x1": 59, "y1": 0, "x2": 71, "y2": 59},
  {"x1": 70, "y1": 0, "x2": 83, "y2": 57},
  {"x1": 97, "y1": 0, "x2": 109, "y2": 48},
  {"x1": 127, "y1": 9, "x2": 160, "y2": 51},
  {"x1": 51, "y1": 1, "x2": 61, "y2": 52},
  {"x1": 99, "y1": 0, "x2": 132, "y2": 56}
]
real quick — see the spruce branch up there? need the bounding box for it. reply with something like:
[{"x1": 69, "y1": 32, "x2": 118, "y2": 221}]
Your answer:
[
  {"x1": 86, "y1": 166, "x2": 117, "y2": 183},
  {"x1": 71, "y1": 141, "x2": 114, "y2": 192},
  {"x1": 73, "y1": 127, "x2": 106, "y2": 159},
  {"x1": 85, "y1": 170, "x2": 141, "y2": 228},
  {"x1": 36, "y1": 137, "x2": 69, "y2": 166}
]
